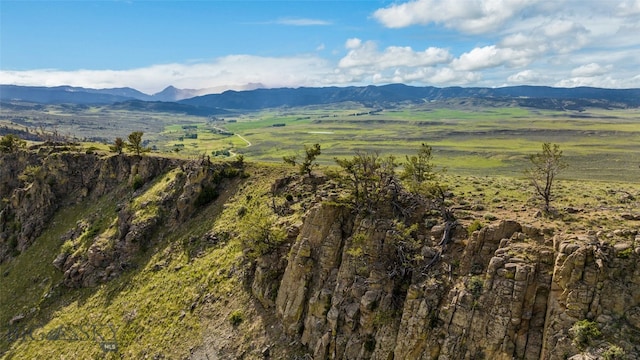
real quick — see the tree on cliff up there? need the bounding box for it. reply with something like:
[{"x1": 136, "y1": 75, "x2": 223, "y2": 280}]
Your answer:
[
  {"x1": 110, "y1": 137, "x2": 125, "y2": 154},
  {"x1": 401, "y1": 143, "x2": 454, "y2": 222},
  {"x1": 334, "y1": 151, "x2": 398, "y2": 214},
  {"x1": 126, "y1": 131, "x2": 147, "y2": 156},
  {"x1": 283, "y1": 143, "x2": 321, "y2": 177},
  {"x1": 525, "y1": 142, "x2": 567, "y2": 214},
  {"x1": 0, "y1": 134, "x2": 26, "y2": 153},
  {"x1": 401, "y1": 143, "x2": 435, "y2": 192}
]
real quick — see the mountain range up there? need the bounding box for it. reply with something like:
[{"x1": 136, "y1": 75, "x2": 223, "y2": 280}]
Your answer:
[{"x1": 1, "y1": 84, "x2": 639, "y2": 112}]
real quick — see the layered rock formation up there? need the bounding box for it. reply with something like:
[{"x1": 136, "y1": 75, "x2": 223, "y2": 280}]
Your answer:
[
  {"x1": 0, "y1": 149, "x2": 241, "y2": 286},
  {"x1": 0, "y1": 147, "x2": 180, "y2": 262},
  {"x1": 253, "y1": 200, "x2": 639, "y2": 359}
]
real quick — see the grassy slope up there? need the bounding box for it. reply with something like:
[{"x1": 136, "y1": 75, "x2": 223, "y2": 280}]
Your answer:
[{"x1": 0, "y1": 161, "x2": 298, "y2": 359}]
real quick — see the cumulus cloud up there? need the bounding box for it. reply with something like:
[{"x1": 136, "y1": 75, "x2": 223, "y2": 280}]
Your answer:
[
  {"x1": 373, "y1": 0, "x2": 538, "y2": 34},
  {"x1": 338, "y1": 39, "x2": 452, "y2": 69},
  {"x1": 332, "y1": 38, "x2": 458, "y2": 85},
  {"x1": 367, "y1": 0, "x2": 640, "y2": 88},
  {"x1": 368, "y1": 67, "x2": 480, "y2": 85},
  {"x1": 507, "y1": 69, "x2": 548, "y2": 84},
  {"x1": 570, "y1": 63, "x2": 612, "y2": 77},
  {"x1": 451, "y1": 45, "x2": 537, "y2": 71},
  {"x1": 345, "y1": 38, "x2": 362, "y2": 50}
]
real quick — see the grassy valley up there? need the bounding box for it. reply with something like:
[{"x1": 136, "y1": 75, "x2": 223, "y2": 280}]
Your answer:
[{"x1": 2, "y1": 100, "x2": 639, "y2": 181}]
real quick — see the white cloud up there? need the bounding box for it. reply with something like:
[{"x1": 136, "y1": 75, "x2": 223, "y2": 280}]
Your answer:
[
  {"x1": 332, "y1": 39, "x2": 459, "y2": 85},
  {"x1": 368, "y1": 0, "x2": 640, "y2": 88},
  {"x1": 0, "y1": 55, "x2": 335, "y2": 94},
  {"x1": 555, "y1": 76, "x2": 620, "y2": 88},
  {"x1": 345, "y1": 38, "x2": 362, "y2": 50},
  {"x1": 373, "y1": 0, "x2": 538, "y2": 34},
  {"x1": 338, "y1": 39, "x2": 452, "y2": 69},
  {"x1": 275, "y1": 17, "x2": 331, "y2": 26},
  {"x1": 507, "y1": 69, "x2": 547, "y2": 84},
  {"x1": 429, "y1": 68, "x2": 482, "y2": 84},
  {"x1": 370, "y1": 67, "x2": 480, "y2": 85},
  {"x1": 570, "y1": 63, "x2": 612, "y2": 77},
  {"x1": 451, "y1": 45, "x2": 535, "y2": 71},
  {"x1": 617, "y1": 0, "x2": 640, "y2": 16}
]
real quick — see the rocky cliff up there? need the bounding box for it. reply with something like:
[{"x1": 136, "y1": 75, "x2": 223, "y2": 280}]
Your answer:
[
  {"x1": 1, "y1": 148, "x2": 638, "y2": 359},
  {"x1": 248, "y1": 199, "x2": 639, "y2": 359}
]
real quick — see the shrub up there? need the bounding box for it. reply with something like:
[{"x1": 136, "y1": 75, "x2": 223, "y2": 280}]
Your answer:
[
  {"x1": 59, "y1": 240, "x2": 75, "y2": 256},
  {"x1": 467, "y1": 276, "x2": 484, "y2": 298},
  {"x1": 617, "y1": 247, "x2": 633, "y2": 259},
  {"x1": 222, "y1": 166, "x2": 239, "y2": 178},
  {"x1": 468, "y1": 220, "x2": 483, "y2": 235},
  {"x1": 603, "y1": 345, "x2": 625, "y2": 360},
  {"x1": 0, "y1": 134, "x2": 26, "y2": 153},
  {"x1": 126, "y1": 131, "x2": 147, "y2": 155},
  {"x1": 229, "y1": 310, "x2": 244, "y2": 326},
  {"x1": 236, "y1": 206, "x2": 247, "y2": 217},
  {"x1": 19, "y1": 165, "x2": 43, "y2": 183},
  {"x1": 110, "y1": 137, "x2": 125, "y2": 154},
  {"x1": 283, "y1": 143, "x2": 321, "y2": 177},
  {"x1": 484, "y1": 213, "x2": 498, "y2": 221},
  {"x1": 570, "y1": 319, "x2": 601, "y2": 349},
  {"x1": 132, "y1": 174, "x2": 144, "y2": 190}
]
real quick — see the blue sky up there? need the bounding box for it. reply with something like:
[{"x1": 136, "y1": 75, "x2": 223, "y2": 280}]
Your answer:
[{"x1": 1, "y1": 0, "x2": 640, "y2": 94}]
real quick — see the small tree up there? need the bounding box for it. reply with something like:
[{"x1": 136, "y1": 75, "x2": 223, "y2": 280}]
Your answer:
[
  {"x1": 110, "y1": 137, "x2": 125, "y2": 154},
  {"x1": 401, "y1": 143, "x2": 435, "y2": 191},
  {"x1": 334, "y1": 151, "x2": 398, "y2": 213},
  {"x1": 0, "y1": 134, "x2": 26, "y2": 153},
  {"x1": 301, "y1": 143, "x2": 321, "y2": 176},
  {"x1": 283, "y1": 143, "x2": 321, "y2": 177},
  {"x1": 525, "y1": 143, "x2": 567, "y2": 214},
  {"x1": 401, "y1": 143, "x2": 453, "y2": 222},
  {"x1": 126, "y1": 131, "x2": 145, "y2": 155}
]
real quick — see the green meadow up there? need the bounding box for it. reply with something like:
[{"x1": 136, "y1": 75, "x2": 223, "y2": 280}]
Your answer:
[
  {"x1": 2, "y1": 102, "x2": 639, "y2": 181},
  {"x1": 155, "y1": 104, "x2": 640, "y2": 182}
]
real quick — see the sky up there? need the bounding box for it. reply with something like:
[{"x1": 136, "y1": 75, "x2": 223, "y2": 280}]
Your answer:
[{"x1": 1, "y1": 0, "x2": 640, "y2": 94}]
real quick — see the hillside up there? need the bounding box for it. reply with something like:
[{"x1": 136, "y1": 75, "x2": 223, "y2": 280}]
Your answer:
[
  {"x1": 3, "y1": 84, "x2": 640, "y2": 110},
  {"x1": 0, "y1": 85, "x2": 152, "y2": 104},
  {"x1": 181, "y1": 84, "x2": 640, "y2": 110},
  {"x1": 1, "y1": 146, "x2": 640, "y2": 359}
]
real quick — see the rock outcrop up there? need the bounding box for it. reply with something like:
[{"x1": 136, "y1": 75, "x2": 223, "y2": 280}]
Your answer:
[
  {"x1": 1, "y1": 149, "x2": 242, "y2": 287},
  {"x1": 253, "y1": 199, "x2": 640, "y2": 359},
  {"x1": 0, "y1": 148, "x2": 181, "y2": 262}
]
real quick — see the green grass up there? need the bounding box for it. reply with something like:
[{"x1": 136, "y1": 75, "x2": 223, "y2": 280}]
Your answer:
[
  {"x1": 0, "y1": 195, "x2": 119, "y2": 354},
  {"x1": 3, "y1": 102, "x2": 639, "y2": 182},
  {"x1": 0, "y1": 161, "x2": 301, "y2": 359}
]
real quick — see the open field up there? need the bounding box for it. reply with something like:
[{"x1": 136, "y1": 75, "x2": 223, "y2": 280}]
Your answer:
[{"x1": 2, "y1": 101, "x2": 639, "y2": 181}]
